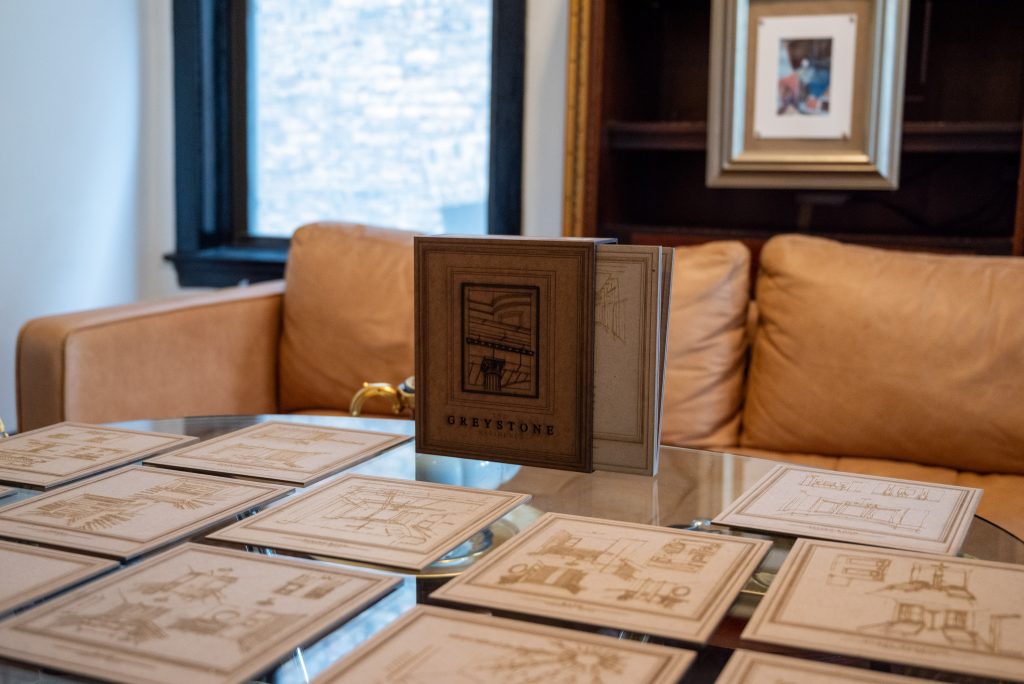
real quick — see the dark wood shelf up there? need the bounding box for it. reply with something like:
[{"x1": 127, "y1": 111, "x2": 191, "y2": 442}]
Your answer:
[
  {"x1": 606, "y1": 120, "x2": 1022, "y2": 154},
  {"x1": 902, "y1": 122, "x2": 1023, "y2": 153},
  {"x1": 606, "y1": 223, "x2": 1014, "y2": 255},
  {"x1": 606, "y1": 121, "x2": 707, "y2": 150},
  {"x1": 567, "y1": 0, "x2": 1023, "y2": 255}
]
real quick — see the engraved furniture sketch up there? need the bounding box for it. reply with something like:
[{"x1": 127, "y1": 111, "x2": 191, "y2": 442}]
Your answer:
[
  {"x1": 873, "y1": 483, "x2": 942, "y2": 502},
  {"x1": 780, "y1": 493, "x2": 929, "y2": 531},
  {"x1": 461, "y1": 284, "x2": 538, "y2": 397},
  {"x1": 859, "y1": 562, "x2": 1022, "y2": 655},
  {"x1": 827, "y1": 554, "x2": 891, "y2": 586},
  {"x1": 798, "y1": 474, "x2": 862, "y2": 493}
]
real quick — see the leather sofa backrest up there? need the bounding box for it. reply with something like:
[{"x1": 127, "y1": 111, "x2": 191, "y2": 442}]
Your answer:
[
  {"x1": 661, "y1": 241, "x2": 751, "y2": 447},
  {"x1": 278, "y1": 222, "x2": 418, "y2": 412},
  {"x1": 741, "y1": 234, "x2": 1024, "y2": 474}
]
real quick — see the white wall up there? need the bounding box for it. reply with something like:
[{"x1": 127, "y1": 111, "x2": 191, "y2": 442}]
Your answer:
[
  {"x1": 522, "y1": 0, "x2": 567, "y2": 238},
  {"x1": 0, "y1": 0, "x2": 568, "y2": 430},
  {"x1": 0, "y1": 0, "x2": 147, "y2": 429}
]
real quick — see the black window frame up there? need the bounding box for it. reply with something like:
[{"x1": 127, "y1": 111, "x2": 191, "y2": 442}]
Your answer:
[{"x1": 168, "y1": 0, "x2": 525, "y2": 287}]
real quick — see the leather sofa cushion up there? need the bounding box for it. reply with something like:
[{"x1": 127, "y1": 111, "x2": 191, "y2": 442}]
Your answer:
[
  {"x1": 278, "y1": 222, "x2": 418, "y2": 412},
  {"x1": 661, "y1": 241, "x2": 751, "y2": 447},
  {"x1": 741, "y1": 235, "x2": 1024, "y2": 474}
]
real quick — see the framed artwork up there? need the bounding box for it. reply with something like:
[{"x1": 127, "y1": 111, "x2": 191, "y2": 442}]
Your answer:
[{"x1": 707, "y1": 0, "x2": 909, "y2": 189}]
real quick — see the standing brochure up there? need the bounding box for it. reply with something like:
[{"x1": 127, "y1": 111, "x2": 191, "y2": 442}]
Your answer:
[
  {"x1": 415, "y1": 236, "x2": 671, "y2": 474},
  {"x1": 592, "y1": 244, "x2": 672, "y2": 474}
]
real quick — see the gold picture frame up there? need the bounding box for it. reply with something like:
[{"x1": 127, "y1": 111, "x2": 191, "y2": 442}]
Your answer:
[{"x1": 707, "y1": 0, "x2": 909, "y2": 189}]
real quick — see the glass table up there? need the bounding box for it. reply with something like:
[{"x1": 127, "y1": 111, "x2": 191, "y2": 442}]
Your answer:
[{"x1": 2, "y1": 414, "x2": 1020, "y2": 683}]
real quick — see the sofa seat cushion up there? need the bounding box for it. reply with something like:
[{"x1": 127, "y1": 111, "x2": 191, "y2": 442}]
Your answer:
[
  {"x1": 661, "y1": 241, "x2": 751, "y2": 448},
  {"x1": 279, "y1": 222, "x2": 418, "y2": 412},
  {"x1": 723, "y1": 446, "x2": 1024, "y2": 542},
  {"x1": 741, "y1": 235, "x2": 1024, "y2": 475}
]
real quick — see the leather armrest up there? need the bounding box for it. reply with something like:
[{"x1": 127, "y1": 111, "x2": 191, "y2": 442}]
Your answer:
[{"x1": 17, "y1": 281, "x2": 285, "y2": 431}]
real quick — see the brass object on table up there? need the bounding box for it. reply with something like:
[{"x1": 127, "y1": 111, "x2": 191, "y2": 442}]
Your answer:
[{"x1": 349, "y1": 376, "x2": 415, "y2": 417}]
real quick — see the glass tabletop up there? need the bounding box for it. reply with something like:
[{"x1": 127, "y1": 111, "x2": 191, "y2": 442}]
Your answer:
[{"x1": 1, "y1": 414, "x2": 1020, "y2": 683}]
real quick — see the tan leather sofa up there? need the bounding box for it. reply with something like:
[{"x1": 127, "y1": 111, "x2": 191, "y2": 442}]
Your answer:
[
  {"x1": 17, "y1": 222, "x2": 418, "y2": 430},
  {"x1": 660, "y1": 235, "x2": 1024, "y2": 540},
  {"x1": 16, "y1": 227, "x2": 1024, "y2": 539}
]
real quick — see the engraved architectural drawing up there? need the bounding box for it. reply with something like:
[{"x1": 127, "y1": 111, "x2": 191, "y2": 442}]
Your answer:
[
  {"x1": 713, "y1": 464, "x2": 982, "y2": 554},
  {"x1": 0, "y1": 544, "x2": 399, "y2": 684},
  {"x1": 432, "y1": 512, "x2": 771, "y2": 643},
  {"x1": 743, "y1": 539, "x2": 1024, "y2": 682},
  {"x1": 209, "y1": 474, "x2": 531, "y2": 570},
  {"x1": 0, "y1": 540, "x2": 118, "y2": 615},
  {"x1": 147, "y1": 421, "x2": 410, "y2": 486},
  {"x1": 0, "y1": 422, "x2": 196, "y2": 489},
  {"x1": 0, "y1": 466, "x2": 291, "y2": 559},
  {"x1": 717, "y1": 650, "x2": 937, "y2": 684},
  {"x1": 314, "y1": 605, "x2": 695, "y2": 684}
]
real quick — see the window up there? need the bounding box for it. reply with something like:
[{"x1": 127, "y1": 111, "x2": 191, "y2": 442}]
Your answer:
[{"x1": 169, "y1": 0, "x2": 524, "y2": 287}]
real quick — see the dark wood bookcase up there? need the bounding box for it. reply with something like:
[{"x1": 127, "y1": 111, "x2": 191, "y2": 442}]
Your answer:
[{"x1": 563, "y1": 0, "x2": 1024, "y2": 258}]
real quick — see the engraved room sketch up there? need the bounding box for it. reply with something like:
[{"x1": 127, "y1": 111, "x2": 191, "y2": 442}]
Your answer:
[
  {"x1": 859, "y1": 562, "x2": 1021, "y2": 655},
  {"x1": 748, "y1": 541, "x2": 1024, "y2": 681}
]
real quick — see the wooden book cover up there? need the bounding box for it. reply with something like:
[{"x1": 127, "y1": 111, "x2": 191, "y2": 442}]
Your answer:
[
  {"x1": 592, "y1": 245, "x2": 671, "y2": 475},
  {"x1": 415, "y1": 236, "x2": 606, "y2": 471}
]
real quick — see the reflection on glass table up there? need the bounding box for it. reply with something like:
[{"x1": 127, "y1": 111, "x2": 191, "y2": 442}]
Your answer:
[{"x1": 0, "y1": 414, "x2": 1019, "y2": 684}]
